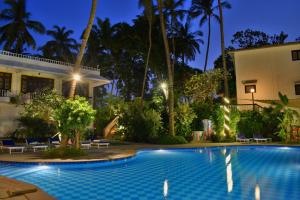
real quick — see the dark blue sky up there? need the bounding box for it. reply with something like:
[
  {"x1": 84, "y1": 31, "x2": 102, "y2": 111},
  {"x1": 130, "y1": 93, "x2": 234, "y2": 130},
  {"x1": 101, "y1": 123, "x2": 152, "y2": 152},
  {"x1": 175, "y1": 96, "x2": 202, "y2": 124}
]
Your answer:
[{"x1": 1, "y1": 0, "x2": 300, "y2": 70}]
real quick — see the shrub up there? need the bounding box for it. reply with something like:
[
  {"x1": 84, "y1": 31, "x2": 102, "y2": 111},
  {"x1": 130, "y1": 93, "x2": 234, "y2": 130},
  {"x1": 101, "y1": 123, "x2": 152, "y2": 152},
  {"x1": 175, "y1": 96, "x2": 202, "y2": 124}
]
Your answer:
[
  {"x1": 228, "y1": 108, "x2": 240, "y2": 138},
  {"x1": 175, "y1": 103, "x2": 196, "y2": 141},
  {"x1": 210, "y1": 105, "x2": 225, "y2": 141},
  {"x1": 261, "y1": 107, "x2": 282, "y2": 140},
  {"x1": 238, "y1": 110, "x2": 263, "y2": 138},
  {"x1": 151, "y1": 135, "x2": 188, "y2": 144},
  {"x1": 43, "y1": 147, "x2": 86, "y2": 158},
  {"x1": 17, "y1": 117, "x2": 56, "y2": 139},
  {"x1": 118, "y1": 99, "x2": 162, "y2": 143},
  {"x1": 191, "y1": 102, "x2": 215, "y2": 131}
]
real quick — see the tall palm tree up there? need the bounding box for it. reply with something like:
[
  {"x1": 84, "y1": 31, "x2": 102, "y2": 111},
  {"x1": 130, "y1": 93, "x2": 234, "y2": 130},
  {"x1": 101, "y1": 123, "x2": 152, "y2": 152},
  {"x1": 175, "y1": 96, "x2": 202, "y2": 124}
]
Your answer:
[
  {"x1": 68, "y1": 0, "x2": 97, "y2": 149},
  {"x1": 40, "y1": 26, "x2": 78, "y2": 62},
  {"x1": 0, "y1": 0, "x2": 45, "y2": 53},
  {"x1": 139, "y1": 0, "x2": 154, "y2": 103},
  {"x1": 157, "y1": 0, "x2": 175, "y2": 136},
  {"x1": 164, "y1": 0, "x2": 186, "y2": 73},
  {"x1": 190, "y1": 0, "x2": 230, "y2": 72},
  {"x1": 217, "y1": 0, "x2": 231, "y2": 97},
  {"x1": 176, "y1": 22, "x2": 203, "y2": 66}
]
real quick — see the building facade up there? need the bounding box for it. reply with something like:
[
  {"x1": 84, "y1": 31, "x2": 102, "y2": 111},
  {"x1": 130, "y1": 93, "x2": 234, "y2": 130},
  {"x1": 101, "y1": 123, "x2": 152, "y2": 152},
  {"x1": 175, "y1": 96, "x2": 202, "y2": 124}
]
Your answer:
[
  {"x1": 0, "y1": 50, "x2": 110, "y2": 136},
  {"x1": 232, "y1": 42, "x2": 300, "y2": 107}
]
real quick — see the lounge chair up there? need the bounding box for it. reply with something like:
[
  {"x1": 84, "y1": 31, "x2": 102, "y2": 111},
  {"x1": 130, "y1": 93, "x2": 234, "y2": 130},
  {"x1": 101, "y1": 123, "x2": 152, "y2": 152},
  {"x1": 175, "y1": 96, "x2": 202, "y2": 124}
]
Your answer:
[
  {"x1": 0, "y1": 139, "x2": 25, "y2": 154},
  {"x1": 253, "y1": 134, "x2": 272, "y2": 143},
  {"x1": 81, "y1": 140, "x2": 92, "y2": 149},
  {"x1": 26, "y1": 138, "x2": 48, "y2": 152},
  {"x1": 92, "y1": 139, "x2": 110, "y2": 148},
  {"x1": 236, "y1": 133, "x2": 252, "y2": 143},
  {"x1": 48, "y1": 137, "x2": 60, "y2": 148}
]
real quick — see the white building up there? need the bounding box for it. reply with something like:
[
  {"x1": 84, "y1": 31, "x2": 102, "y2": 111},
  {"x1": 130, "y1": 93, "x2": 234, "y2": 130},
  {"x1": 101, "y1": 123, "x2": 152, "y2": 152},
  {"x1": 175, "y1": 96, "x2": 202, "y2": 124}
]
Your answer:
[
  {"x1": 0, "y1": 50, "x2": 110, "y2": 136},
  {"x1": 231, "y1": 42, "x2": 300, "y2": 108}
]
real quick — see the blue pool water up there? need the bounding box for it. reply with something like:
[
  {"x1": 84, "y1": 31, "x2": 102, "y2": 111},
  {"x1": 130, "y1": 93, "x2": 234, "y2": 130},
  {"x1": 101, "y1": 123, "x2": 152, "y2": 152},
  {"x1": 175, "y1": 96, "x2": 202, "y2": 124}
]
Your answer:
[{"x1": 1, "y1": 146, "x2": 300, "y2": 200}]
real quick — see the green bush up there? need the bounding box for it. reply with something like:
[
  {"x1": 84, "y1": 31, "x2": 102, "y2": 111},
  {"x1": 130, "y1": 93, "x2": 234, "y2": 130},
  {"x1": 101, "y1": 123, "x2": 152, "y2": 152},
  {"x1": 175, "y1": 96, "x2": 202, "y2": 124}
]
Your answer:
[
  {"x1": 43, "y1": 147, "x2": 86, "y2": 158},
  {"x1": 261, "y1": 107, "x2": 282, "y2": 140},
  {"x1": 151, "y1": 135, "x2": 188, "y2": 144},
  {"x1": 118, "y1": 99, "x2": 162, "y2": 143},
  {"x1": 238, "y1": 110, "x2": 263, "y2": 138},
  {"x1": 175, "y1": 103, "x2": 196, "y2": 141},
  {"x1": 17, "y1": 117, "x2": 57, "y2": 139},
  {"x1": 210, "y1": 104, "x2": 225, "y2": 141},
  {"x1": 228, "y1": 108, "x2": 240, "y2": 138}
]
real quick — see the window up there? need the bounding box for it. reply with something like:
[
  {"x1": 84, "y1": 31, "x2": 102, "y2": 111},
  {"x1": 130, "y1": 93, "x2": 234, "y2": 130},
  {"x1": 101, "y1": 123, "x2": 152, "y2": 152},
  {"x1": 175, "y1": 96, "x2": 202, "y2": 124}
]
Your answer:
[
  {"x1": 62, "y1": 81, "x2": 89, "y2": 98},
  {"x1": 245, "y1": 85, "x2": 256, "y2": 94},
  {"x1": 292, "y1": 50, "x2": 300, "y2": 61},
  {"x1": 0, "y1": 72, "x2": 12, "y2": 91},
  {"x1": 295, "y1": 84, "x2": 300, "y2": 95},
  {"x1": 21, "y1": 75, "x2": 54, "y2": 93}
]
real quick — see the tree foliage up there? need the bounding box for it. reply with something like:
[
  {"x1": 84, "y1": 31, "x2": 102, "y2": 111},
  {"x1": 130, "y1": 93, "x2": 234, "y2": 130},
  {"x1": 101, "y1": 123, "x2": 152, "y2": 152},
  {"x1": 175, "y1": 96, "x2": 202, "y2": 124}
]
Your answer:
[
  {"x1": 231, "y1": 29, "x2": 288, "y2": 48},
  {"x1": 184, "y1": 69, "x2": 224, "y2": 103}
]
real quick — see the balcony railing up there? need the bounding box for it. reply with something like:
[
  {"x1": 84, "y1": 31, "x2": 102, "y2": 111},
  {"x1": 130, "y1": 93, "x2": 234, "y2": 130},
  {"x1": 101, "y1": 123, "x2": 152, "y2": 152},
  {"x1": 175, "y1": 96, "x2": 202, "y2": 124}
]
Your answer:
[
  {"x1": 0, "y1": 89, "x2": 9, "y2": 97},
  {"x1": 0, "y1": 50, "x2": 100, "y2": 72}
]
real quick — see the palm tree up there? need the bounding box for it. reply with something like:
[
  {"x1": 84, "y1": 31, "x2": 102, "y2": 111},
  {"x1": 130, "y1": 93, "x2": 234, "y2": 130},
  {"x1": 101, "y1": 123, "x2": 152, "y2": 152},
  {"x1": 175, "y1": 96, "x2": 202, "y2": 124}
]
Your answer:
[
  {"x1": 0, "y1": 0, "x2": 45, "y2": 53},
  {"x1": 139, "y1": 0, "x2": 154, "y2": 103},
  {"x1": 157, "y1": 0, "x2": 175, "y2": 136},
  {"x1": 176, "y1": 22, "x2": 203, "y2": 66},
  {"x1": 164, "y1": 0, "x2": 186, "y2": 73},
  {"x1": 217, "y1": 0, "x2": 231, "y2": 97},
  {"x1": 68, "y1": 0, "x2": 97, "y2": 149},
  {"x1": 40, "y1": 26, "x2": 78, "y2": 62},
  {"x1": 190, "y1": 0, "x2": 230, "y2": 72}
]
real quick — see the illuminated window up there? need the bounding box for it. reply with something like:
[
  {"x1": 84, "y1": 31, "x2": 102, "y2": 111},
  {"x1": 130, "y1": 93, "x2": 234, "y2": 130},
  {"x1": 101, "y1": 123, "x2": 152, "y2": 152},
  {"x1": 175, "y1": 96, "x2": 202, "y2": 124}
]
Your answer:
[
  {"x1": 292, "y1": 50, "x2": 300, "y2": 61},
  {"x1": 245, "y1": 85, "x2": 256, "y2": 93}
]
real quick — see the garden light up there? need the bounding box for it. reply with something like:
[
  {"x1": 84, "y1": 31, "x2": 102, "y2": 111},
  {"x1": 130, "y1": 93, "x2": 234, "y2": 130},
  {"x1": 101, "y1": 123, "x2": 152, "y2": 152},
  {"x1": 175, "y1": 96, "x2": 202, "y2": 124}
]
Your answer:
[
  {"x1": 73, "y1": 73, "x2": 81, "y2": 81},
  {"x1": 224, "y1": 114, "x2": 230, "y2": 121},
  {"x1": 224, "y1": 123, "x2": 230, "y2": 131},
  {"x1": 224, "y1": 106, "x2": 230, "y2": 113},
  {"x1": 160, "y1": 82, "x2": 168, "y2": 99},
  {"x1": 224, "y1": 97, "x2": 230, "y2": 104}
]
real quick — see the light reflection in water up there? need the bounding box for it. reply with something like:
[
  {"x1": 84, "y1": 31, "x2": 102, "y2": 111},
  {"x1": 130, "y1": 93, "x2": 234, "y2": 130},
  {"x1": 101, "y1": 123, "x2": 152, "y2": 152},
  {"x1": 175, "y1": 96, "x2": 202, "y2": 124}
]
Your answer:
[
  {"x1": 163, "y1": 179, "x2": 168, "y2": 198},
  {"x1": 255, "y1": 184, "x2": 260, "y2": 200},
  {"x1": 225, "y1": 154, "x2": 233, "y2": 193}
]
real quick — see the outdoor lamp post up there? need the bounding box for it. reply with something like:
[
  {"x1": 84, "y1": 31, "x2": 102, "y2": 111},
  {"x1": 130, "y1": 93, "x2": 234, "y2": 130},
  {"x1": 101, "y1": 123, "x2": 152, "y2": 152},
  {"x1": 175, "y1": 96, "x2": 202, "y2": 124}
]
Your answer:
[
  {"x1": 250, "y1": 88, "x2": 255, "y2": 110},
  {"x1": 73, "y1": 73, "x2": 81, "y2": 81}
]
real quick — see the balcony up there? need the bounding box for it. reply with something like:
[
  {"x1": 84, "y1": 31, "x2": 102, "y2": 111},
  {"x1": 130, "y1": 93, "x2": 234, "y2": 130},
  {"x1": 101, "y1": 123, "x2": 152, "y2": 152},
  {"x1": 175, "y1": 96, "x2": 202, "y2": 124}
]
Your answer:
[{"x1": 0, "y1": 89, "x2": 10, "y2": 102}]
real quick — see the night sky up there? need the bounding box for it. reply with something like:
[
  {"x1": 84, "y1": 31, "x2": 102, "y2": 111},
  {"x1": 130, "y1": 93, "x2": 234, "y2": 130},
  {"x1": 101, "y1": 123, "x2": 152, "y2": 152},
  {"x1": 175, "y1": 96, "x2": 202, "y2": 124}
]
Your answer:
[{"x1": 1, "y1": 0, "x2": 300, "y2": 70}]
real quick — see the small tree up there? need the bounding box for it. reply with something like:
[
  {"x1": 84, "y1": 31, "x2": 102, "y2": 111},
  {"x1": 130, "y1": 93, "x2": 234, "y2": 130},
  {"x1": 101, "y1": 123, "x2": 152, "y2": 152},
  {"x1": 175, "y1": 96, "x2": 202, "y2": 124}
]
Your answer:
[
  {"x1": 54, "y1": 96, "x2": 96, "y2": 149},
  {"x1": 275, "y1": 92, "x2": 299, "y2": 142},
  {"x1": 184, "y1": 69, "x2": 224, "y2": 103},
  {"x1": 175, "y1": 103, "x2": 196, "y2": 141}
]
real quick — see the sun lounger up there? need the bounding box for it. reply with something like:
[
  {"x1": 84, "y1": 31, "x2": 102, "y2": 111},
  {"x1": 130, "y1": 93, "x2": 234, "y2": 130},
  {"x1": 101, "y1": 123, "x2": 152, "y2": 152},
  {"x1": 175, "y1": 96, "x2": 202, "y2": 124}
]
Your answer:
[
  {"x1": 1, "y1": 139, "x2": 25, "y2": 154},
  {"x1": 81, "y1": 141, "x2": 92, "y2": 149},
  {"x1": 236, "y1": 133, "x2": 252, "y2": 143},
  {"x1": 48, "y1": 137, "x2": 60, "y2": 148},
  {"x1": 253, "y1": 134, "x2": 272, "y2": 143},
  {"x1": 26, "y1": 138, "x2": 48, "y2": 152},
  {"x1": 92, "y1": 139, "x2": 110, "y2": 148}
]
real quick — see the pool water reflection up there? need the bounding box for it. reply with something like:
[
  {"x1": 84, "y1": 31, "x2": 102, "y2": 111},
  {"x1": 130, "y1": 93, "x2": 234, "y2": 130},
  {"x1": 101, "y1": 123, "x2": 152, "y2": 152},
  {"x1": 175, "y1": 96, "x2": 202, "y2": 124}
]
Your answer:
[{"x1": 0, "y1": 146, "x2": 300, "y2": 200}]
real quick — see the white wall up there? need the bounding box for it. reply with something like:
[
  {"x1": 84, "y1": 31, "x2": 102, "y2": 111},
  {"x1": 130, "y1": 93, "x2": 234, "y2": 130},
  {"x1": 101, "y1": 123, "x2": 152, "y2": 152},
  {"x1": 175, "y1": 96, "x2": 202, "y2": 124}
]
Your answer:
[{"x1": 234, "y1": 43, "x2": 300, "y2": 105}]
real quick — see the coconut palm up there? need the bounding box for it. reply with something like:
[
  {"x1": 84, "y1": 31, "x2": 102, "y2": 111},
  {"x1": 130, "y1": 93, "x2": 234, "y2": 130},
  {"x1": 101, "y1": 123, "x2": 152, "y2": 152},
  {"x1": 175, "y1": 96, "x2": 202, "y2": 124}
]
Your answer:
[
  {"x1": 176, "y1": 22, "x2": 204, "y2": 66},
  {"x1": 138, "y1": 0, "x2": 154, "y2": 103},
  {"x1": 40, "y1": 26, "x2": 78, "y2": 62},
  {"x1": 164, "y1": 0, "x2": 186, "y2": 72},
  {"x1": 0, "y1": 0, "x2": 45, "y2": 53},
  {"x1": 68, "y1": 0, "x2": 97, "y2": 149},
  {"x1": 217, "y1": 0, "x2": 231, "y2": 97},
  {"x1": 157, "y1": 0, "x2": 175, "y2": 136},
  {"x1": 190, "y1": 0, "x2": 230, "y2": 72}
]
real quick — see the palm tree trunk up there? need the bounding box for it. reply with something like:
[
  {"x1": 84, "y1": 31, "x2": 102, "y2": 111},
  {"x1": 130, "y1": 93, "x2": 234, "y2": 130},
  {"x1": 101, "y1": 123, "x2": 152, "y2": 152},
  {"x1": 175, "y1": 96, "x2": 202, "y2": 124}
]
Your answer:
[
  {"x1": 218, "y1": 0, "x2": 229, "y2": 97},
  {"x1": 157, "y1": 0, "x2": 175, "y2": 136},
  {"x1": 69, "y1": 0, "x2": 97, "y2": 98},
  {"x1": 68, "y1": 0, "x2": 97, "y2": 149},
  {"x1": 141, "y1": 18, "x2": 152, "y2": 103},
  {"x1": 171, "y1": 36, "x2": 176, "y2": 75},
  {"x1": 204, "y1": 16, "x2": 211, "y2": 72}
]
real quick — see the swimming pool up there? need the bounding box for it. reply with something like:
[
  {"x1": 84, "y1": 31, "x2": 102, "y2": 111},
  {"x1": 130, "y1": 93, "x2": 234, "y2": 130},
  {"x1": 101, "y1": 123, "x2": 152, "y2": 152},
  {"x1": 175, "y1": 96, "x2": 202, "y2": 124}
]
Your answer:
[{"x1": 1, "y1": 146, "x2": 300, "y2": 200}]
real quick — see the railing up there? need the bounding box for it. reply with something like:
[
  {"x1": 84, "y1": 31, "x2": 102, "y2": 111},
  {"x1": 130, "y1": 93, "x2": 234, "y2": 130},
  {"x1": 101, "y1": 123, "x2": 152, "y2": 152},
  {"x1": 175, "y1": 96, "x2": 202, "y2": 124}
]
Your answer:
[
  {"x1": 229, "y1": 104, "x2": 263, "y2": 112},
  {"x1": 0, "y1": 89, "x2": 9, "y2": 97},
  {"x1": 0, "y1": 50, "x2": 100, "y2": 72}
]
